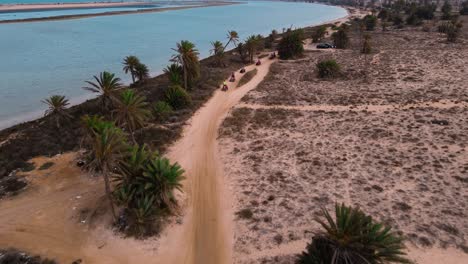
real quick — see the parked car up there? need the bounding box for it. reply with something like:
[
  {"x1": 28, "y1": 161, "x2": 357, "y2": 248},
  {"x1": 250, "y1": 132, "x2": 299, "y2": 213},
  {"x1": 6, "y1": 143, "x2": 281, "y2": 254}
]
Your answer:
[{"x1": 316, "y1": 43, "x2": 335, "y2": 49}]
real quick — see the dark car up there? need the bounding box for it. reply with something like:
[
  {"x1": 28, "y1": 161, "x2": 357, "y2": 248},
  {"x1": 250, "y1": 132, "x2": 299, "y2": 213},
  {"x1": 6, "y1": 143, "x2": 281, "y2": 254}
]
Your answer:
[{"x1": 316, "y1": 43, "x2": 335, "y2": 49}]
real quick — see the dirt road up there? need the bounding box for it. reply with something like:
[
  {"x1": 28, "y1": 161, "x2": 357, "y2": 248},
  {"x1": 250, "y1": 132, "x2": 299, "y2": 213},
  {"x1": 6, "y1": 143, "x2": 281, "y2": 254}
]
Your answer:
[{"x1": 159, "y1": 57, "x2": 276, "y2": 264}]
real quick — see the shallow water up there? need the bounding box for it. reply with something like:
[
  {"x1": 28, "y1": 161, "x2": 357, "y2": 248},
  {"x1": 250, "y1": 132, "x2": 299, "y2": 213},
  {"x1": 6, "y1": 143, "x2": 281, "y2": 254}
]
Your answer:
[{"x1": 0, "y1": 1, "x2": 347, "y2": 128}]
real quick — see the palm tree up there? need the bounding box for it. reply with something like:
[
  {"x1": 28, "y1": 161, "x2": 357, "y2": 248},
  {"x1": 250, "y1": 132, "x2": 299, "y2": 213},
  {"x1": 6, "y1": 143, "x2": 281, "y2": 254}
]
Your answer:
[
  {"x1": 42, "y1": 95, "x2": 71, "y2": 128},
  {"x1": 143, "y1": 157, "x2": 185, "y2": 210},
  {"x1": 171, "y1": 40, "x2": 200, "y2": 90},
  {"x1": 210, "y1": 40, "x2": 225, "y2": 67},
  {"x1": 163, "y1": 63, "x2": 183, "y2": 85},
  {"x1": 298, "y1": 203, "x2": 410, "y2": 264},
  {"x1": 245, "y1": 35, "x2": 259, "y2": 63},
  {"x1": 83, "y1": 71, "x2": 122, "y2": 110},
  {"x1": 88, "y1": 125, "x2": 128, "y2": 220},
  {"x1": 224, "y1": 30, "x2": 239, "y2": 50},
  {"x1": 113, "y1": 89, "x2": 151, "y2": 143},
  {"x1": 123, "y1": 56, "x2": 141, "y2": 84},
  {"x1": 134, "y1": 63, "x2": 149, "y2": 83}
]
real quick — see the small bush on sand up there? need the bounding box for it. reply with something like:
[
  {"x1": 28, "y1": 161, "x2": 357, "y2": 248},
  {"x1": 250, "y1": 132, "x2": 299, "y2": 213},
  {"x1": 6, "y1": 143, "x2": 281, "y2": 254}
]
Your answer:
[
  {"x1": 38, "y1": 162, "x2": 54, "y2": 170},
  {"x1": 297, "y1": 203, "x2": 410, "y2": 264},
  {"x1": 361, "y1": 34, "x2": 372, "y2": 54},
  {"x1": 316, "y1": 60, "x2": 341, "y2": 79},
  {"x1": 278, "y1": 29, "x2": 305, "y2": 59},
  {"x1": 406, "y1": 13, "x2": 422, "y2": 26},
  {"x1": 237, "y1": 69, "x2": 258, "y2": 87},
  {"x1": 21, "y1": 162, "x2": 35, "y2": 172},
  {"x1": 392, "y1": 14, "x2": 404, "y2": 28},
  {"x1": 236, "y1": 208, "x2": 253, "y2": 219},
  {"x1": 153, "y1": 101, "x2": 173, "y2": 121},
  {"x1": 311, "y1": 26, "x2": 327, "y2": 43},
  {"x1": 363, "y1": 15, "x2": 377, "y2": 30},
  {"x1": 439, "y1": 21, "x2": 463, "y2": 42},
  {"x1": 442, "y1": 1, "x2": 452, "y2": 20},
  {"x1": 113, "y1": 144, "x2": 185, "y2": 236},
  {"x1": 331, "y1": 28, "x2": 349, "y2": 49},
  {"x1": 0, "y1": 249, "x2": 57, "y2": 264},
  {"x1": 164, "y1": 85, "x2": 192, "y2": 110},
  {"x1": 446, "y1": 21, "x2": 463, "y2": 42}
]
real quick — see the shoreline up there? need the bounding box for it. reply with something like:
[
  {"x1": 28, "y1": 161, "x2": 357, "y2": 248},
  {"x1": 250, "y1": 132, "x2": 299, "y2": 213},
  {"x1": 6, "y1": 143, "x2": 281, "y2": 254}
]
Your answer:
[
  {"x1": 0, "y1": 2, "x2": 157, "y2": 11},
  {"x1": 0, "y1": 1, "x2": 237, "y2": 24},
  {"x1": 0, "y1": 4, "x2": 350, "y2": 131}
]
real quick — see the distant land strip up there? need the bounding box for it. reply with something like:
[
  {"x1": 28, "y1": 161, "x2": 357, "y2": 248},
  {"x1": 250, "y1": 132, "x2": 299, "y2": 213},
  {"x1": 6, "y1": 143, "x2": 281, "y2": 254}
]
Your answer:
[{"x1": 0, "y1": 1, "x2": 238, "y2": 24}]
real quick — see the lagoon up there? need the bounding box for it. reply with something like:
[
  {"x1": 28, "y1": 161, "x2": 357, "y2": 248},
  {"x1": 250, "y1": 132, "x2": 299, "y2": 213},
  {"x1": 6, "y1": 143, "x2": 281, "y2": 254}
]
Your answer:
[{"x1": 0, "y1": 1, "x2": 347, "y2": 128}]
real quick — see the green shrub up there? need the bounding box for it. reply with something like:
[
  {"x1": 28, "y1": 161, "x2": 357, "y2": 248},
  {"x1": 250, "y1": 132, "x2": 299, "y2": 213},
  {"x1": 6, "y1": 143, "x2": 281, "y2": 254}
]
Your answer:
[
  {"x1": 406, "y1": 13, "x2": 422, "y2": 26},
  {"x1": 21, "y1": 162, "x2": 35, "y2": 172},
  {"x1": 316, "y1": 59, "x2": 341, "y2": 79},
  {"x1": 153, "y1": 101, "x2": 173, "y2": 121},
  {"x1": 237, "y1": 69, "x2": 258, "y2": 87},
  {"x1": 415, "y1": 5, "x2": 436, "y2": 19},
  {"x1": 392, "y1": 14, "x2": 404, "y2": 27},
  {"x1": 297, "y1": 203, "x2": 410, "y2": 264},
  {"x1": 236, "y1": 208, "x2": 253, "y2": 219},
  {"x1": 278, "y1": 29, "x2": 305, "y2": 59},
  {"x1": 331, "y1": 28, "x2": 349, "y2": 49},
  {"x1": 164, "y1": 85, "x2": 191, "y2": 109},
  {"x1": 38, "y1": 162, "x2": 54, "y2": 170},
  {"x1": 442, "y1": 1, "x2": 452, "y2": 20},
  {"x1": 311, "y1": 26, "x2": 327, "y2": 43},
  {"x1": 113, "y1": 144, "x2": 185, "y2": 236},
  {"x1": 363, "y1": 15, "x2": 377, "y2": 30}
]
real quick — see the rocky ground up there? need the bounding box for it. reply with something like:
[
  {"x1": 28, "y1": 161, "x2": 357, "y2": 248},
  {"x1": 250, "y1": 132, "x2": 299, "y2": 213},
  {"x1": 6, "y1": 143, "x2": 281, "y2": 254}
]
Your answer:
[{"x1": 219, "y1": 17, "x2": 468, "y2": 263}]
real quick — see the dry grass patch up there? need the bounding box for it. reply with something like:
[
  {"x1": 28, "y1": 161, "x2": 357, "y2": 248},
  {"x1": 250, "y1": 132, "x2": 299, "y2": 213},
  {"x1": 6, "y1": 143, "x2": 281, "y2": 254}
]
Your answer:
[{"x1": 237, "y1": 69, "x2": 258, "y2": 88}]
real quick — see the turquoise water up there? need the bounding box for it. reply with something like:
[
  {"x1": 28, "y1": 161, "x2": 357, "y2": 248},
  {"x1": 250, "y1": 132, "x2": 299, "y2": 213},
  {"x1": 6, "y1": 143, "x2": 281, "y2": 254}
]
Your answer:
[{"x1": 0, "y1": 1, "x2": 347, "y2": 128}]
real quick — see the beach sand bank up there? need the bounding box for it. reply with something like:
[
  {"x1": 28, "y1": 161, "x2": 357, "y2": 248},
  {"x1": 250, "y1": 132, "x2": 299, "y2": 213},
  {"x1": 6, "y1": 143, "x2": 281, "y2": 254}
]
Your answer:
[{"x1": 0, "y1": 1, "x2": 237, "y2": 23}]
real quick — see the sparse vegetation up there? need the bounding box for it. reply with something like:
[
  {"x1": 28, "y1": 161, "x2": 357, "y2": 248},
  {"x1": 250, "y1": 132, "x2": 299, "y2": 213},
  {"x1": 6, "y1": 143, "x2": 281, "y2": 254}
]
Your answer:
[
  {"x1": 237, "y1": 69, "x2": 258, "y2": 87},
  {"x1": 297, "y1": 203, "x2": 410, "y2": 264},
  {"x1": 42, "y1": 95, "x2": 71, "y2": 128},
  {"x1": 153, "y1": 101, "x2": 173, "y2": 121},
  {"x1": 277, "y1": 29, "x2": 305, "y2": 60},
  {"x1": 441, "y1": 1, "x2": 453, "y2": 20},
  {"x1": 361, "y1": 34, "x2": 372, "y2": 54},
  {"x1": 363, "y1": 15, "x2": 377, "y2": 30},
  {"x1": 316, "y1": 59, "x2": 340, "y2": 78},
  {"x1": 38, "y1": 162, "x2": 54, "y2": 170},
  {"x1": 113, "y1": 144, "x2": 185, "y2": 236},
  {"x1": 236, "y1": 208, "x2": 253, "y2": 219},
  {"x1": 331, "y1": 27, "x2": 349, "y2": 49},
  {"x1": 0, "y1": 249, "x2": 57, "y2": 264},
  {"x1": 164, "y1": 85, "x2": 192, "y2": 109},
  {"x1": 311, "y1": 25, "x2": 327, "y2": 43}
]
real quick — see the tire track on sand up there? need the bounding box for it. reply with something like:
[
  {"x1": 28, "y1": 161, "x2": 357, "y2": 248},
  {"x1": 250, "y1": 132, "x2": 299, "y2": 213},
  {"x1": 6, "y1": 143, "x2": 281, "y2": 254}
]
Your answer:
[{"x1": 159, "y1": 57, "x2": 276, "y2": 264}]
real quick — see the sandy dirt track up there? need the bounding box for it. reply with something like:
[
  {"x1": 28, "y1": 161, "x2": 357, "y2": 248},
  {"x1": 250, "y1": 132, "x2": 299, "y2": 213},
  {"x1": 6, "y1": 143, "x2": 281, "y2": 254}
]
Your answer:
[{"x1": 158, "y1": 57, "x2": 276, "y2": 264}]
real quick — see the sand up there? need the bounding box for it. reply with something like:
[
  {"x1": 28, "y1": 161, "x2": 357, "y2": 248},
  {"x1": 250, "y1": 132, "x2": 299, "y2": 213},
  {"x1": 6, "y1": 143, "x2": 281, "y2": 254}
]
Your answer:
[
  {"x1": 219, "y1": 18, "x2": 468, "y2": 264},
  {"x1": 0, "y1": 2, "x2": 154, "y2": 11},
  {"x1": 0, "y1": 1, "x2": 235, "y2": 23}
]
